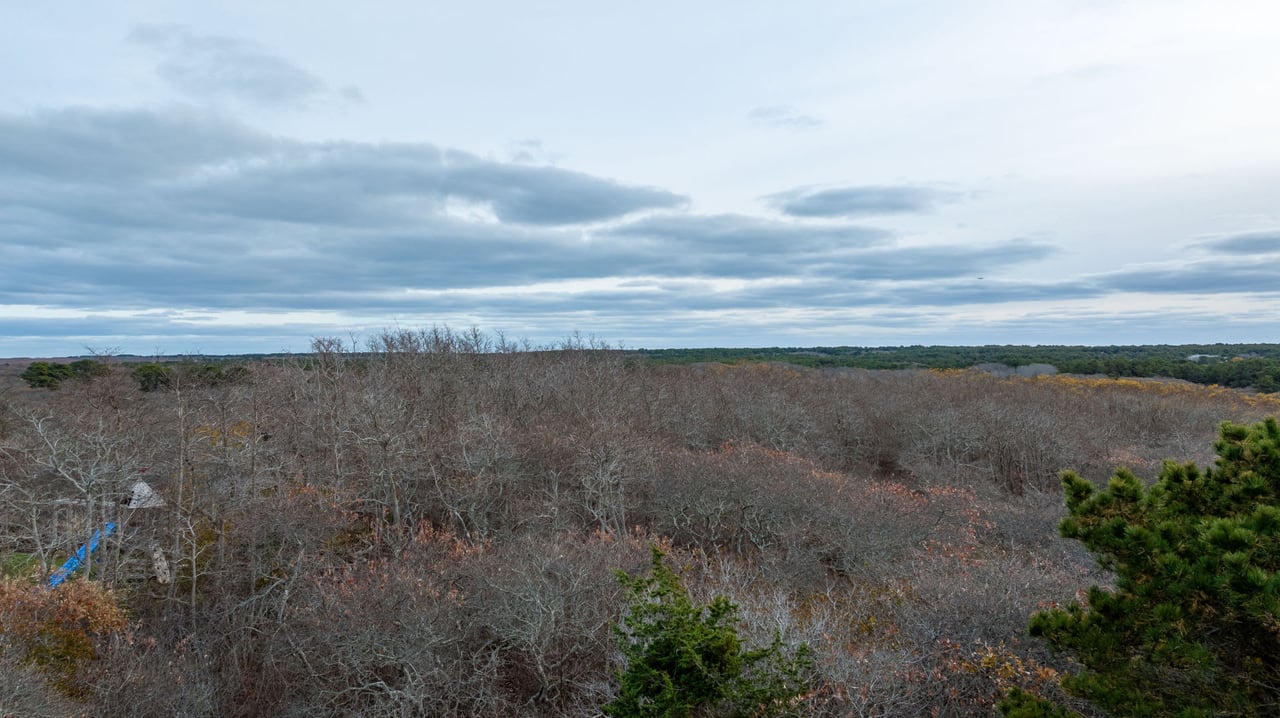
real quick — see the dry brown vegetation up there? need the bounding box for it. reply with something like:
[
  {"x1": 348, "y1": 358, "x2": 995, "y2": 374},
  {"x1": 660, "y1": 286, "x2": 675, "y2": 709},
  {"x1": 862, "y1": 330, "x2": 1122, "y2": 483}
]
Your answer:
[{"x1": 2, "y1": 329, "x2": 1278, "y2": 717}]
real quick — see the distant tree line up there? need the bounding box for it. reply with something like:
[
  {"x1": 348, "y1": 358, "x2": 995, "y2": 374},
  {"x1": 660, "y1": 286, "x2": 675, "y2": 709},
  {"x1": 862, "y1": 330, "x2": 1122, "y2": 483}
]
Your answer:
[
  {"x1": 21, "y1": 360, "x2": 250, "y2": 393},
  {"x1": 23, "y1": 345, "x2": 1280, "y2": 394},
  {"x1": 128, "y1": 361, "x2": 251, "y2": 392},
  {"x1": 643, "y1": 344, "x2": 1280, "y2": 392}
]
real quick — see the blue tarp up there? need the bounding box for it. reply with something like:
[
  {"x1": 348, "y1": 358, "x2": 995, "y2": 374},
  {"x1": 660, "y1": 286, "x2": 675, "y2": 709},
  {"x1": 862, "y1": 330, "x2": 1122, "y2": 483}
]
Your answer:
[{"x1": 48, "y1": 522, "x2": 116, "y2": 588}]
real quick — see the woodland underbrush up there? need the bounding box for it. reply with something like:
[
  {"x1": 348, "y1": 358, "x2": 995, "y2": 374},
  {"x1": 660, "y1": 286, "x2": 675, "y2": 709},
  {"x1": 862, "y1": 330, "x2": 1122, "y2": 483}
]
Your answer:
[{"x1": 2, "y1": 329, "x2": 1277, "y2": 716}]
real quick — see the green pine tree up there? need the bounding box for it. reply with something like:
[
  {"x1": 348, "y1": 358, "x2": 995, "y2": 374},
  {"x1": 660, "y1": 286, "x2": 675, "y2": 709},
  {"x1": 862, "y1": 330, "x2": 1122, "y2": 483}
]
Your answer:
[
  {"x1": 605, "y1": 547, "x2": 812, "y2": 718},
  {"x1": 21, "y1": 362, "x2": 73, "y2": 389},
  {"x1": 1010, "y1": 417, "x2": 1280, "y2": 717}
]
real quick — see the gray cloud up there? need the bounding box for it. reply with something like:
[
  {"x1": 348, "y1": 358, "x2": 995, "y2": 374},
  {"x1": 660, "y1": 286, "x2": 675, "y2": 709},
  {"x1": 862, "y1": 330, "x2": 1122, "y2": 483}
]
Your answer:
[
  {"x1": 748, "y1": 105, "x2": 822, "y2": 129},
  {"x1": 452, "y1": 160, "x2": 688, "y2": 225},
  {"x1": 955, "y1": 309, "x2": 1280, "y2": 348},
  {"x1": 0, "y1": 107, "x2": 699, "y2": 317},
  {"x1": 826, "y1": 240, "x2": 1057, "y2": 280},
  {"x1": 128, "y1": 24, "x2": 353, "y2": 107},
  {"x1": 0, "y1": 104, "x2": 1062, "y2": 323},
  {"x1": 542, "y1": 278, "x2": 1061, "y2": 314},
  {"x1": 0, "y1": 313, "x2": 336, "y2": 358},
  {"x1": 8, "y1": 104, "x2": 1272, "y2": 356},
  {"x1": 1193, "y1": 231, "x2": 1280, "y2": 256},
  {"x1": 608, "y1": 212, "x2": 888, "y2": 254},
  {"x1": 167, "y1": 142, "x2": 687, "y2": 227},
  {"x1": 768, "y1": 185, "x2": 962, "y2": 218},
  {"x1": 1095, "y1": 258, "x2": 1280, "y2": 295},
  {"x1": 3, "y1": 275, "x2": 1264, "y2": 358},
  {"x1": 0, "y1": 108, "x2": 683, "y2": 231},
  {"x1": 864, "y1": 277, "x2": 1096, "y2": 307},
  {"x1": 0, "y1": 107, "x2": 274, "y2": 182},
  {"x1": 606, "y1": 218, "x2": 1053, "y2": 281}
]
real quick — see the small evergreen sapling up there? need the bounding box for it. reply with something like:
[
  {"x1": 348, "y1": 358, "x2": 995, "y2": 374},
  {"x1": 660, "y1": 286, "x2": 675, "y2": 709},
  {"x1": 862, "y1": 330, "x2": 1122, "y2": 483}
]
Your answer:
[{"x1": 606, "y1": 546, "x2": 811, "y2": 718}]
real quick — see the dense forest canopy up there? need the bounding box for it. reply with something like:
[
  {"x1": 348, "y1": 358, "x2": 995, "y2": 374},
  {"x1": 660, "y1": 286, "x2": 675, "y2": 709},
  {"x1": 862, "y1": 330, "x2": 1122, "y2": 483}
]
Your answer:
[
  {"x1": 17, "y1": 342, "x2": 1280, "y2": 394},
  {"x1": 644, "y1": 343, "x2": 1280, "y2": 393}
]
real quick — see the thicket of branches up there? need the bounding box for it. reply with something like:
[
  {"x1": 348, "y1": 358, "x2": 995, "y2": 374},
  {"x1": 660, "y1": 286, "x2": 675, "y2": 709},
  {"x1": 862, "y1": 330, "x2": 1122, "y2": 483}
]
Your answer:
[{"x1": 2, "y1": 328, "x2": 1278, "y2": 717}]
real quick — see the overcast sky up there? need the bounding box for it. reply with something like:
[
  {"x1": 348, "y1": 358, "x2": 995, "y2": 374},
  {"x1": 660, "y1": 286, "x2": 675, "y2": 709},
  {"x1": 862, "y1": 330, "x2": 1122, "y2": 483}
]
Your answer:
[{"x1": 3, "y1": 1, "x2": 1279, "y2": 356}]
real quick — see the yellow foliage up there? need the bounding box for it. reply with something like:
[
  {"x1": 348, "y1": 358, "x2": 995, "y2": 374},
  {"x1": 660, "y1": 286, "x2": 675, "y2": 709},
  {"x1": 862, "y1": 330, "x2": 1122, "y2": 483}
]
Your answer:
[
  {"x1": 192, "y1": 420, "x2": 257, "y2": 449},
  {"x1": 0, "y1": 577, "x2": 127, "y2": 698},
  {"x1": 1034, "y1": 373, "x2": 1280, "y2": 410}
]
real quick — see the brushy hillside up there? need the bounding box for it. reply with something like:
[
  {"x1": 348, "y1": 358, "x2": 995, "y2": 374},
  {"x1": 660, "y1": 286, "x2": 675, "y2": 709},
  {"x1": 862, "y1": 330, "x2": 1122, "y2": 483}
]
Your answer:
[{"x1": 2, "y1": 329, "x2": 1278, "y2": 716}]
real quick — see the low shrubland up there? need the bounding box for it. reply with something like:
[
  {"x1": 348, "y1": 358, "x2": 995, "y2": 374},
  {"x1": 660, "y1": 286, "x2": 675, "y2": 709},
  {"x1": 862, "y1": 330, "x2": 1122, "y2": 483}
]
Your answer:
[{"x1": 2, "y1": 329, "x2": 1278, "y2": 716}]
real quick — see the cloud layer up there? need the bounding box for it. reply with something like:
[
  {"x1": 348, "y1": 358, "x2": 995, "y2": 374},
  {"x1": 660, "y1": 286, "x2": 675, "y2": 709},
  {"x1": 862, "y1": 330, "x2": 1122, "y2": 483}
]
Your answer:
[
  {"x1": 128, "y1": 24, "x2": 357, "y2": 107},
  {"x1": 0, "y1": 107, "x2": 1057, "y2": 304},
  {"x1": 1193, "y1": 232, "x2": 1280, "y2": 256},
  {"x1": 748, "y1": 105, "x2": 822, "y2": 129},
  {"x1": 767, "y1": 186, "x2": 962, "y2": 218},
  {"x1": 5, "y1": 99, "x2": 1280, "y2": 354},
  {"x1": 3, "y1": 12, "x2": 1280, "y2": 355}
]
